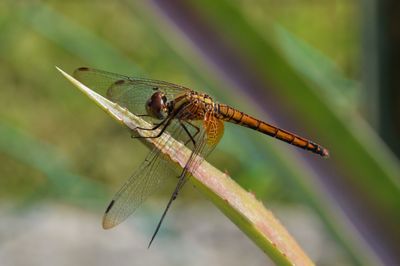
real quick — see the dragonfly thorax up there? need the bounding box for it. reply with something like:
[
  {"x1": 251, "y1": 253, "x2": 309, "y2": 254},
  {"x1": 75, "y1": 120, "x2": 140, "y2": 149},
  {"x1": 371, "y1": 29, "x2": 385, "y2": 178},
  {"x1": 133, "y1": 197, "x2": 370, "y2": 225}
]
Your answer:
[{"x1": 145, "y1": 91, "x2": 170, "y2": 120}]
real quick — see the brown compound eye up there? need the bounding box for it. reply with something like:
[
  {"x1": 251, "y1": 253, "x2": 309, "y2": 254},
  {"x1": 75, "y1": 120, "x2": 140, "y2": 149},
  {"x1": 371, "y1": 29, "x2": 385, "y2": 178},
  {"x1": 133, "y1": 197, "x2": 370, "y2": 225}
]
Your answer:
[{"x1": 145, "y1": 91, "x2": 168, "y2": 120}]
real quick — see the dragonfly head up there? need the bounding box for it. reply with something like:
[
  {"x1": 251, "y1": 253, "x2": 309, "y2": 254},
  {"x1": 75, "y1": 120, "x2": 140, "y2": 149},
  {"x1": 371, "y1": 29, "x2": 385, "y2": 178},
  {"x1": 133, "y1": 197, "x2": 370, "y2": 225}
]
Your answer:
[{"x1": 146, "y1": 91, "x2": 169, "y2": 120}]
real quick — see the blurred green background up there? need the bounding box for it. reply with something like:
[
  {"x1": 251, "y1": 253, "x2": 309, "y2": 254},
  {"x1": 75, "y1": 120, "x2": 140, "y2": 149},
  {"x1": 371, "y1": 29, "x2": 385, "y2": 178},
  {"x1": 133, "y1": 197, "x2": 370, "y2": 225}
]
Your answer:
[{"x1": 1, "y1": 1, "x2": 399, "y2": 265}]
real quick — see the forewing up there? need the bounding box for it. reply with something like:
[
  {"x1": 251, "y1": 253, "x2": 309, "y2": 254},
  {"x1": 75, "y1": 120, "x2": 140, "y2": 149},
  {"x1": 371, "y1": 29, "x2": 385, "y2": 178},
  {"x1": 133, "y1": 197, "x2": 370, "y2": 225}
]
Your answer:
[
  {"x1": 73, "y1": 67, "x2": 191, "y2": 117},
  {"x1": 73, "y1": 67, "x2": 130, "y2": 95}
]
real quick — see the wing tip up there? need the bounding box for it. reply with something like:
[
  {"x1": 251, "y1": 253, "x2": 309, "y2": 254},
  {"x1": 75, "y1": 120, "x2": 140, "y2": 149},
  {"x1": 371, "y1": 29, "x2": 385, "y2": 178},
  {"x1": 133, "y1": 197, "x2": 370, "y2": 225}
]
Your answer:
[
  {"x1": 102, "y1": 200, "x2": 116, "y2": 230},
  {"x1": 102, "y1": 218, "x2": 115, "y2": 230}
]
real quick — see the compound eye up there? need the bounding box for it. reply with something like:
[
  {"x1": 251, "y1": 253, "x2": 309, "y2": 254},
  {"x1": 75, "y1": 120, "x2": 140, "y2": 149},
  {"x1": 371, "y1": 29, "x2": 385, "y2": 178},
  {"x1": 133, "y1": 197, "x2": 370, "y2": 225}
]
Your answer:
[{"x1": 145, "y1": 91, "x2": 168, "y2": 120}]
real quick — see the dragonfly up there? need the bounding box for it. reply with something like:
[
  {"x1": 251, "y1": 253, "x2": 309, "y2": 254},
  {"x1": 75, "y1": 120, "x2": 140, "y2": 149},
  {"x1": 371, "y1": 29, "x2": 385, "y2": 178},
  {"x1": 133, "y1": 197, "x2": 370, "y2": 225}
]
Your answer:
[{"x1": 73, "y1": 67, "x2": 329, "y2": 247}]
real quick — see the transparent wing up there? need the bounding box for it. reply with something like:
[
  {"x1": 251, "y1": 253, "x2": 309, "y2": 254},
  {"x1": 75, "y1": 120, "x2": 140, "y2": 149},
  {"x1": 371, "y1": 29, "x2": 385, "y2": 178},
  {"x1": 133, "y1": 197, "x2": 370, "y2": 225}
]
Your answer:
[
  {"x1": 73, "y1": 67, "x2": 191, "y2": 121},
  {"x1": 102, "y1": 122, "x2": 183, "y2": 229},
  {"x1": 73, "y1": 67, "x2": 130, "y2": 95}
]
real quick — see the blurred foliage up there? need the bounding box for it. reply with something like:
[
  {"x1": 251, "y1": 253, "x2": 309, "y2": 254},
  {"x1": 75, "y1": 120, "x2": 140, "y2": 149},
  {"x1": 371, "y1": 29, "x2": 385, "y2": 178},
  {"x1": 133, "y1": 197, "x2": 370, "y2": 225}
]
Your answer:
[
  {"x1": 235, "y1": 0, "x2": 360, "y2": 77},
  {"x1": 0, "y1": 0, "x2": 399, "y2": 265}
]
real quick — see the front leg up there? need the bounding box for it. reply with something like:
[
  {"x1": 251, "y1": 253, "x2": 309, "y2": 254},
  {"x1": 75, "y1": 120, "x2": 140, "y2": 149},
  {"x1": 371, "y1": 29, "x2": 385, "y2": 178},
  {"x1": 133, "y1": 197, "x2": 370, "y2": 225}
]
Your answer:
[
  {"x1": 133, "y1": 116, "x2": 174, "y2": 139},
  {"x1": 183, "y1": 121, "x2": 200, "y2": 146},
  {"x1": 130, "y1": 118, "x2": 169, "y2": 138}
]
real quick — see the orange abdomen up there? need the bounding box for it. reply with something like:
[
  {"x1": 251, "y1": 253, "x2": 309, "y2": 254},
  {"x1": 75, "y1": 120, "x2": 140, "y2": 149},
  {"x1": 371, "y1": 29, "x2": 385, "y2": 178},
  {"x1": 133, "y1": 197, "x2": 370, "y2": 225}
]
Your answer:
[{"x1": 216, "y1": 104, "x2": 329, "y2": 157}]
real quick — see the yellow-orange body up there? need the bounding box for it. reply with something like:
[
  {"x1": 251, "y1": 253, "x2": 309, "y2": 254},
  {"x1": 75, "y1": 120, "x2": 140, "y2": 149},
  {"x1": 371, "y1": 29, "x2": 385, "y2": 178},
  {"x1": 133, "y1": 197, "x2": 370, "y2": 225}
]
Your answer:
[{"x1": 173, "y1": 91, "x2": 329, "y2": 157}]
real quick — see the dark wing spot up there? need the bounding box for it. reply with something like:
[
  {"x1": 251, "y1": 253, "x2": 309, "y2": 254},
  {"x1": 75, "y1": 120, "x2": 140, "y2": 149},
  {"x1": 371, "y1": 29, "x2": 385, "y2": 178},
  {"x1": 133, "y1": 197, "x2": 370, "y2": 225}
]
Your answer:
[
  {"x1": 114, "y1": 79, "x2": 126, "y2": 85},
  {"x1": 105, "y1": 200, "x2": 115, "y2": 214},
  {"x1": 77, "y1": 67, "x2": 90, "y2": 71}
]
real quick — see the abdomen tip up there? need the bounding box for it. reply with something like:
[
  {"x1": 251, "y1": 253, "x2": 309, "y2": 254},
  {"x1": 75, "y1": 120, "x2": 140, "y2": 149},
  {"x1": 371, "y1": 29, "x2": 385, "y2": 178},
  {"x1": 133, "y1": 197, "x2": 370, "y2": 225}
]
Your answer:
[{"x1": 321, "y1": 148, "x2": 330, "y2": 158}]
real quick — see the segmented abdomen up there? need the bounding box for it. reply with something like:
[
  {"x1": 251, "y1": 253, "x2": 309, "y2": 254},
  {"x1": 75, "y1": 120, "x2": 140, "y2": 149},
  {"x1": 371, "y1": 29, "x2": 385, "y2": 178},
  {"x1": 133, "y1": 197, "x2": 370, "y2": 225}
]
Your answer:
[{"x1": 216, "y1": 104, "x2": 329, "y2": 157}]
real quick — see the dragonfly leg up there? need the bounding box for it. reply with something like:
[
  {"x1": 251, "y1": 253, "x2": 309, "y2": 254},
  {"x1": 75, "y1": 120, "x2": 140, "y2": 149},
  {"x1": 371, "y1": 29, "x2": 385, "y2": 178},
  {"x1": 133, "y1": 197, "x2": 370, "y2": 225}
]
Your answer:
[
  {"x1": 134, "y1": 103, "x2": 197, "y2": 139},
  {"x1": 148, "y1": 135, "x2": 197, "y2": 247},
  {"x1": 147, "y1": 163, "x2": 190, "y2": 248},
  {"x1": 179, "y1": 121, "x2": 197, "y2": 146},
  {"x1": 183, "y1": 121, "x2": 200, "y2": 146},
  {"x1": 186, "y1": 121, "x2": 200, "y2": 133},
  {"x1": 132, "y1": 116, "x2": 172, "y2": 139},
  {"x1": 134, "y1": 118, "x2": 167, "y2": 132},
  {"x1": 134, "y1": 116, "x2": 173, "y2": 139}
]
